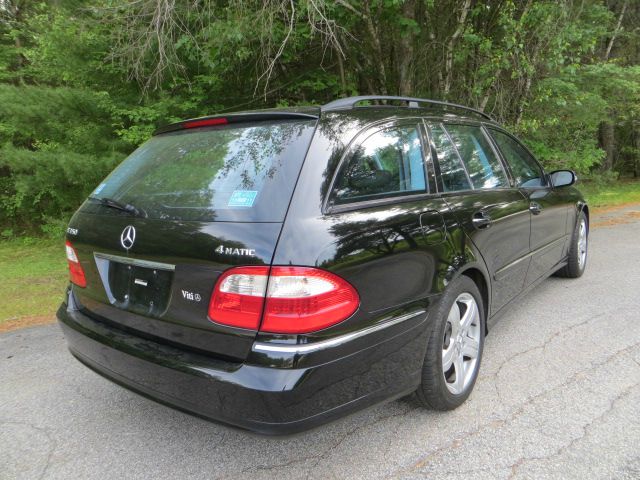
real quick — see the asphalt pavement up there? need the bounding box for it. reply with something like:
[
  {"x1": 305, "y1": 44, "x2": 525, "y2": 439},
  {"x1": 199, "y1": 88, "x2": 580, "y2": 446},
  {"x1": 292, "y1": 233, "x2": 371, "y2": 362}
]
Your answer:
[{"x1": 2, "y1": 205, "x2": 640, "y2": 480}]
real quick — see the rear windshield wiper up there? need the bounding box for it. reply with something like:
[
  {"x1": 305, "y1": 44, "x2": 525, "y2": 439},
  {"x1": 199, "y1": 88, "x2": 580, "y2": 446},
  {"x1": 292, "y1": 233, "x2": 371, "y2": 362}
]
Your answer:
[{"x1": 89, "y1": 196, "x2": 146, "y2": 218}]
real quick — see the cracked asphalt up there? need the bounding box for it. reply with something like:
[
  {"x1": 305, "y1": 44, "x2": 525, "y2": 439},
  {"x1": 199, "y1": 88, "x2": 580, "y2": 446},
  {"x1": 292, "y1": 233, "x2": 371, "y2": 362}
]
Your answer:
[{"x1": 2, "y1": 205, "x2": 640, "y2": 480}]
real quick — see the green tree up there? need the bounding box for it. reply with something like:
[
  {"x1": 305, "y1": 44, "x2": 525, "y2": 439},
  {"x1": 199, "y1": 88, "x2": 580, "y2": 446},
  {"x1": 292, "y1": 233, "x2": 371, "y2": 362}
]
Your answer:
[{"x1": 1, "y1": 0, "x2": 639, "y2": 236}]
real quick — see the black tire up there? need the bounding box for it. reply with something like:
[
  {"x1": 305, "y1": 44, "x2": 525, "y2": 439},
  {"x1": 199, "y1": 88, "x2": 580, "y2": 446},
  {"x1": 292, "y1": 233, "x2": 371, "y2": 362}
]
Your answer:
[
  {"x1": 555, "y1": 210, "x2": 588, "y2": 279},
  {"x1": 416, "y1": 275, "x2": 485, "y2": 410}
]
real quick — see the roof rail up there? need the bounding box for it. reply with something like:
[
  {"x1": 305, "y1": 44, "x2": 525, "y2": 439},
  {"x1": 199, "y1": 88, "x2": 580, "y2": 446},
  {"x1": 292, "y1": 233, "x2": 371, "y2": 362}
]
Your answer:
[{"x1": 321, "y1": 95, "x2": 493, "y2": 121}]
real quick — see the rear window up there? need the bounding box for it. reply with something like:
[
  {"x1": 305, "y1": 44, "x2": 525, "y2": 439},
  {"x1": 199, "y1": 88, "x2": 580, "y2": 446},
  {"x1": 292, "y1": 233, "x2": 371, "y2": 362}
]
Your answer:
[{"x1": 84, "y1": 119, "x2": 316, "y2": 222}]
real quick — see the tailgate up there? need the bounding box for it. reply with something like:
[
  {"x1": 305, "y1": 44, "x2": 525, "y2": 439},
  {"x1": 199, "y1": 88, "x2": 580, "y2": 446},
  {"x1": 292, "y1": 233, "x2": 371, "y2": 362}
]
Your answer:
[
  {"x1": 64, "y1": 116, "x2": 317, "y2": 361},
  {"x1": 69, "y1": 214, "x2": 283, "y2": 361}
]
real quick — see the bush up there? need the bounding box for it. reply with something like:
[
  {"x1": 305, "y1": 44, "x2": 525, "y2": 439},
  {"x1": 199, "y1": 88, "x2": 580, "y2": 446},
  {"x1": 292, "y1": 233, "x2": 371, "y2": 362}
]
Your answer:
[{"x1": 0, "y1": 85, "x2": 131, "y2": 235}]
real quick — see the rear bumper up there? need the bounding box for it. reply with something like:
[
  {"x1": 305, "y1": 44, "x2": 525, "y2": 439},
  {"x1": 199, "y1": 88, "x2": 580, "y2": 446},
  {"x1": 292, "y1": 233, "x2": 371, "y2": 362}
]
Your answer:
[{"x1": 57, "y1": 298, "x2": 430, "y2": 434}]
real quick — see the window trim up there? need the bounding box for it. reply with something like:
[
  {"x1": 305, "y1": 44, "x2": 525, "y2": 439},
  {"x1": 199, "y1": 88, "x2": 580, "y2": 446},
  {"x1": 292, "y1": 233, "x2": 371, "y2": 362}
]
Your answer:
[
  {"x1": 327, "y1": 190, "x2": 441, "y2": 214},
  {"x1": 419, "y1": 122, "x2": 439, "y2": 194},
  {"x1": 443, "y1": 123, "x2": 484, "y2": 189},
  {"x1": 424, "y1": 121, "x2": 473, "y2": 194},
  {"x1": 484, "y1": 126, "x2": 550, "y2": 189},
  {"x1": 421, "y1": 120, "x2": 444, "y2": 194},
  {"x1": 324, "y1": 120, "x2": 430, "y2": 213}
]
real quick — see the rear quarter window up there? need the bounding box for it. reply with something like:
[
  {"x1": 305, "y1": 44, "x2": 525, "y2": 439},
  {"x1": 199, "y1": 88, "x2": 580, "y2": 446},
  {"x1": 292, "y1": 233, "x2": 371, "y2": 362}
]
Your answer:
[
  {"x1": 331, "y1": 125, "x2": 427, "y2": 205},
  {"x1": 84, "y1": 119, "x2": 316, "y2": 222}
]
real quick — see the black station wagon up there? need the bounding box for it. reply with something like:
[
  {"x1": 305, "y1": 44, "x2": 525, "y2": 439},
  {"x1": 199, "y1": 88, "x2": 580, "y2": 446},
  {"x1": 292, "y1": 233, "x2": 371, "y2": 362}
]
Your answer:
[{"x1": 58, "y1": 96, "x2": 589, "y2": 434}]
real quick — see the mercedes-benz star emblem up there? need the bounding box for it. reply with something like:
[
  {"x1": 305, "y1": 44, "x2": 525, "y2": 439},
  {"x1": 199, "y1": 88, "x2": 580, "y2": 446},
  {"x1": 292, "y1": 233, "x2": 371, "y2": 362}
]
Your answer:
[{"x1": 120, "y1": 225, "x2": 136, "y2": 250}]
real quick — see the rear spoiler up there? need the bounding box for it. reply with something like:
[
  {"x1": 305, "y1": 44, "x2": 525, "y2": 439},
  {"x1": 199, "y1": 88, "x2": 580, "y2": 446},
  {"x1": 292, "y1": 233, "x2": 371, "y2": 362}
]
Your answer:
[{"x1": 153, "y1": 111, "x2": 319, "y2": 136}]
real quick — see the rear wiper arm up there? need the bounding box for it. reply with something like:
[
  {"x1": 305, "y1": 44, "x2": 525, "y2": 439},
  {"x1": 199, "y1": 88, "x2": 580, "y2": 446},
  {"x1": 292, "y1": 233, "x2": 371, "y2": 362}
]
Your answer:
[{"x1": 89, "y1": 196, "x2": 146, "y2": 217}]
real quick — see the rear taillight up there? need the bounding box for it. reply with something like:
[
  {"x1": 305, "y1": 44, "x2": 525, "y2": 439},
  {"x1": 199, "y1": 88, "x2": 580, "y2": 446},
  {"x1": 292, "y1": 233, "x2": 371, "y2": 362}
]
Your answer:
[
  {"x1": 208, "y1": 266, "x2": 359, "y2": 333},
  {"x1": 65, "y1": 241, "x2": 86, "y2": 288},
  {"x1": 208, "y1": 266, "x2": 269, "y2": 330},
  {"x1": 261, "y1": 267, "x2": 359, "y2": 333}
]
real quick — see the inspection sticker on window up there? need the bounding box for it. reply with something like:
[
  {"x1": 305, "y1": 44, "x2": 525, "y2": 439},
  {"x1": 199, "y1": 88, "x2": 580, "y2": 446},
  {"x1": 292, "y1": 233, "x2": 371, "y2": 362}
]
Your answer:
[
  {"x1": 228, "y1": 190, "x2": 258, "y2": 207},
  {"x1": 93, "y1": 183, "x2": 106, "y2": 195}
]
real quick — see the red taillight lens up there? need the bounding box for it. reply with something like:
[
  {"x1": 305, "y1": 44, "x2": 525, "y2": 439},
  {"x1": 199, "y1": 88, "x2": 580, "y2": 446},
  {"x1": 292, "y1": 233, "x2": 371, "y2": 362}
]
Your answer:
[
  {"x1": 261, "y1": 267, "x2": 359, "y2": 334},
  {"x1": 208, "y1": 266, "x2": 269, "y2": 330},
  {"x1": 65, "y1": 241, "x2": 86, "y2": 288},
  {"x1": 208, "y1": 266, "x2": 359, "y2": 333}
]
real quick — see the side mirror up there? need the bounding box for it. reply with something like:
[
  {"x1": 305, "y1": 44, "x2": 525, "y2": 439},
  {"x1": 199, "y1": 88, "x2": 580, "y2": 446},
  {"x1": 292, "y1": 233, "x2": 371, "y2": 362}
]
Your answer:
[{"x1": 549, "y1": 170, "x2": 576, "y2": 188}]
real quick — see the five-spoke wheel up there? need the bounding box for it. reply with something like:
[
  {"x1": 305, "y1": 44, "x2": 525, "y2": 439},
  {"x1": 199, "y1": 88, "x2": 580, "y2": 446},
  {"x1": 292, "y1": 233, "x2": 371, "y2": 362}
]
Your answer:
[
  {"x1": 557, "y1": 210, "x2": 588, "y2": 278},
  {"x1": 442, "y1": 293, "x2": 481, "y2": 395},
  {"x1": 578, "y1": 217, "x2": 588, "y2": 269},
  {"x1": 416, "y1": 276, "x2": 485, "y2": 410}
]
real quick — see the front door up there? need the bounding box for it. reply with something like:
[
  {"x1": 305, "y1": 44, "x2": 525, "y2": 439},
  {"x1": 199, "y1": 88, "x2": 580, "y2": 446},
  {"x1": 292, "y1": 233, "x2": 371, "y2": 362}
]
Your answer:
[{"x1": 487, "y1": 128, "x2": 569, "y2": 284}]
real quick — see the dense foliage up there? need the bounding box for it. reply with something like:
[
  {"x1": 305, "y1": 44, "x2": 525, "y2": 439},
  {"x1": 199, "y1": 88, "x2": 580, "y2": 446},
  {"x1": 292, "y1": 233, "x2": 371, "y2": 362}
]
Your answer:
[{"x1": 1, "y1": 0, "x2": 639, "y2": 236}]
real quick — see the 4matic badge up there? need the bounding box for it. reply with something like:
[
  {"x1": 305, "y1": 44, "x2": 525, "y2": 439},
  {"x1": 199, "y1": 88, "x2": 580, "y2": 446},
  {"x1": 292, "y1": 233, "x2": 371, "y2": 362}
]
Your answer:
[{"x1": 215, "y1": 245, "x2": 256, "y2": 257}]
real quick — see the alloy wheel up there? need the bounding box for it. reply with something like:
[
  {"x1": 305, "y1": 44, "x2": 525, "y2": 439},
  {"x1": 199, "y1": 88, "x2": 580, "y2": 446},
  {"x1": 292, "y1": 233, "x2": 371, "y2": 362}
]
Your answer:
[
  {"x1": 442, "y1": 293, "x2": 481, "y2": 395},
  {"x1": 578, "y1": 219, "x2": 588, "y2": 269}
]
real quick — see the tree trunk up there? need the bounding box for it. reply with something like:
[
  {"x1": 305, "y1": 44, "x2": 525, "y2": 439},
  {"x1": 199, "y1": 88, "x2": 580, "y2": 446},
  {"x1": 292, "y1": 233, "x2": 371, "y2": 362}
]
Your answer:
[
  {"x1": 443, "y1": 0, "x2": 471, "y2": 97},
  {"x1": 515, "y1": 75, "x2": 532, "y2": 125},
  {"x1": 604, "y1": 0, "x2": 628, "y2": 61},
  {"x1": 397, "y1": 0, "x2": 416, "y2": 96},
  {"x1": 362, "y1": 0, "x2": 388, "y2": 95},
  {"x1": 479, "y1": 83, "x2": 493, "y2": 111},
  {"x1": 599, "y1": 121, "x2": 615, "y2": 172},
  {"x1": 633, "y1": 124, "x2": 640, "y2": 178},
  {"x1": 336, "y1": 47, "x2": 347, "y2": 95},
  {"x1": 10, "y1": 2, "x2": 26, "y2": 84}
]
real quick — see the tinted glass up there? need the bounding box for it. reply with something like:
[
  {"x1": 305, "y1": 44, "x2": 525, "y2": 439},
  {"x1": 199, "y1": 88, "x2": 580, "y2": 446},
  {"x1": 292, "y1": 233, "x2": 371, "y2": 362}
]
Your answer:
[
  {"x1": 445, "y1": 125, "x2": 508, "y2": 189},
  {"x1": 429, "y1": 123, "x2": 471, "y2": 192},
  {"x1": 333, "y1": 126, "x2": 426, "y2": 204},
  {"x1": 85, "y1": 120, "x2": 316, "y2": 222},
  {"x1": 490, "y1": 129, "x2": 546, "y2": 187}
]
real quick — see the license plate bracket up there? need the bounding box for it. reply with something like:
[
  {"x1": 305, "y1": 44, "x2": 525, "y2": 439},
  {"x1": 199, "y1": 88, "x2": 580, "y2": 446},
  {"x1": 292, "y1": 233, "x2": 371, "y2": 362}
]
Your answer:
[{"x1": 94, "y1": 253, "x2": 175, "y2": 318}]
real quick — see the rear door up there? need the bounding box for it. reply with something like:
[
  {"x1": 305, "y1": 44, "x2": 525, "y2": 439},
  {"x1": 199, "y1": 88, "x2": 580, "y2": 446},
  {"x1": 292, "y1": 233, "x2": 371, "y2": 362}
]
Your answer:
[
  {"x1": 325, "y1": 121, "x2": 449, "y2": 291},
  {"x1": 305, "y1": 120, "x2": 449, "y2": 328},
  {"x1": 66, "y1": 116, "x2": 317, "y2": 361},
  {"x1": 426, "y1": 122, "x2": 531, "y2": 314},
  {"x1": 487, "y1": 128, "x2": 569, "y2": 284}
]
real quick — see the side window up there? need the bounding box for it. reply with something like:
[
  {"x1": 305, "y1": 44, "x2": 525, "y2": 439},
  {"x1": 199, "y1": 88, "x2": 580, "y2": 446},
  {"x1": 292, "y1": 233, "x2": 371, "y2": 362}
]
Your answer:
[
  {"x1": 429, "y1": 123, "x2": 471, "y2": 192},
  {"x1": 444, "y1": 124, "x2": 508, "y2": 189},
  {"x1": 489, "y1": 129, "x2": 546, "y2": 187},
  {"x1": 332, "y1": 126, "x2": 427, "y2": 204}
]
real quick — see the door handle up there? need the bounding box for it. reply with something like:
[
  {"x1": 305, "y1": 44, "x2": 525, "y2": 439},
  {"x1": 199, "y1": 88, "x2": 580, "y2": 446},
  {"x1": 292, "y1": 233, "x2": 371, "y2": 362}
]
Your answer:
[
  {"x1": 472, "y1": 211, "x2": 492, "y2": 230},
  {"x1": 529, "y1": 202, "x2": 542, "y2": 215}
]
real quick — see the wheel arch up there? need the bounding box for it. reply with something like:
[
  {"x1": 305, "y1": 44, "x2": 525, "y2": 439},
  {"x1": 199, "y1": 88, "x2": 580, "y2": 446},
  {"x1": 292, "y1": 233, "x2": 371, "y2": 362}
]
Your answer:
[
  {"x1": 456, "y1": 266, "x2": 490, "y2": 335},
  {"x1": 580, "y1": 203, "x2": 590, "y2": 226}
]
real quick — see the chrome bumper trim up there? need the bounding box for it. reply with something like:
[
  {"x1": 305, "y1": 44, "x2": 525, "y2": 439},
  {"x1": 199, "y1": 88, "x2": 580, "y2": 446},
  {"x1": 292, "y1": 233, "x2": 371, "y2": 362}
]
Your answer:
[{"x1": 252, "y1": 310, "x2": 427, "y2": 355}]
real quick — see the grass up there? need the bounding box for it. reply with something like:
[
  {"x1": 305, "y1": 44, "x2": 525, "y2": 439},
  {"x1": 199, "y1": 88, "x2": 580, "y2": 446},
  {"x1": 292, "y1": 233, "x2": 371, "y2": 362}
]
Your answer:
[
  {"x1": 579, "y1": 179, "x2": 640, "y2": 209},
  {"x1": 0, "y1": 238, "x2": 68, "y2": 326},
  {"x1": 0, "y1": 179, "x2": 638, "y2": 330}
]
